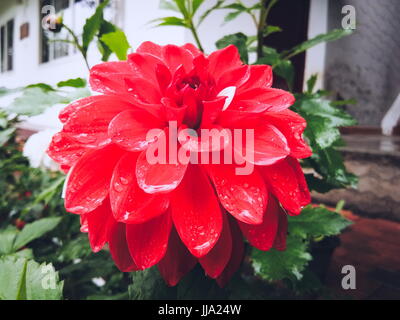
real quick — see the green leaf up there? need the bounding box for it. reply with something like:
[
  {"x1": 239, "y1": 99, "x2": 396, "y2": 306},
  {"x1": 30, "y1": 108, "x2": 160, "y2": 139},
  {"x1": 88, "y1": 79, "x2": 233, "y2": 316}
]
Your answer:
[
  {"x1": 192, "y1": 0, "x2": 205, "y2": 15},
  {"x1": 57, "y1": 78, "x2": 87, "y2": 88},
  {"x1": 173, "y1": 0, "x2": 189, "y2": 18},
  {"x1": 97, "y1": 20, "x2": 118, "y2": 62},
  {"x1": 0, "y1": 257, "x2": 63, "y2": 300},
  {"x1": 100, "y1": 30, "x2": 131, "y2": 61},
  {"x1": 263, "y1": 25, "x2": 282, "y2": 37},
  {"x1": 129, "y1": 268, "x2": 175, "y2": 300},
  {"x1": 82, "y1": 0, "x2": 110, "y2": 54},
  {"x1": 252, "y1": 234, "x2": 312, "y2": 281},
  {"x1": 8, "y1": 88, "x2": 65, "y2": 116},
  {"x1": 159, "y1": 0, "x2": 180, "y2": 12},
  {"x1": 0, "y1": 128, "x2": 15, "y2": 147},
  {"x1": 285, "y1": 28, "x2": 353, "y2": 59},
  {"x1": 25, "y1": 83, "x2": 55, "y2": 92},
  {"x1": 13, "y1": 217, "x2": 62, "y2": 251},
  {"x1": 216, "y1": 32, "x2": 249, "y2": 64},
  {"x1": 222, "y1": 3, "x2": 247, "y2": 11},
  {"x1": 223, "y1": 10, "x2": 243, "y2": 23},
  {"x1": 274, "y1": 60, "x2": 295, "y2": 89},
  {"x1": 297, "y1": 97, "x2": 357, "y2": 128},
  {"x1": 306, "y1": 74, "x2": 318, "y2": 93},
  {"x1": 305, "y1": 114, "x2": 341, "y2": 149},
  {"x1": 288, "y1": 205, "x2": 352, "y2": 239},
  {"x1": 0, "y1": 227, "x2": 18, "y2": 255},
  {"x1": 153, "y1": 16, "x2": 187, "y2": 27},
  {"x1": 198, "y1": 0, "x2": 225, "y2": 26}
]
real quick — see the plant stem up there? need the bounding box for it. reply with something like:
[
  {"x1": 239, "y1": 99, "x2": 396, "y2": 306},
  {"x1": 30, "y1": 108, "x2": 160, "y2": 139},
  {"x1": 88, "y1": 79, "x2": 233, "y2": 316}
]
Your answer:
[
  {"x1": 62, "y1": 24, "x2": 91, "y2": 71},
  {"x1": 257, "y1": 0, "x2": 277, "y2": 60},
  {"x1": 189, "y1": 21, "x2": 204, "y2": 52}
]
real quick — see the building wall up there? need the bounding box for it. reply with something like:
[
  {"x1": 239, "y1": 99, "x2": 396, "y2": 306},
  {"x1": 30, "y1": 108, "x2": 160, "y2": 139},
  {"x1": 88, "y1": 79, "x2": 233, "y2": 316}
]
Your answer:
[
  {"x1": 325, "y1": 0, "x2": 400, "y2": 127},
  {"x1": 0, "y1": 0, "x2": 258, "y2": 88}
]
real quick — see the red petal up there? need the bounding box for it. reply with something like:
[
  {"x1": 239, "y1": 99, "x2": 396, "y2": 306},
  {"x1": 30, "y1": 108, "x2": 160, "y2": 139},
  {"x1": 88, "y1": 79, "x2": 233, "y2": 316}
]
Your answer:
[
  {"x1": 61, "y1": 95, "x2": 134, "y2": 148},
  {"x1": 136, "y1": 41, "x2": 163, "y2": 58},
  {"x1": 128, "y1": 53, "x2": 166, "y2": 84},
  {"x1": 216, "y1": 65, "x2": 250, "y2": 92},
  {"x1": 264, "y1": 110, "x2": 312, "y2": 159},
  {"x1": 90, "y1": 61, "x2": 134, "y2": 94},
  {"x1": 182, "y1": 43, "x2": 203, "y2": 57},
  {"x1": 125, "y1": 78, "x2": 162, "y2": 104},
  {"x1": 171, "y1": 165, "x2": 223, "y2": 257},
  {"x1": 261, "y1": 157, "x2": 310, "y2": 215},
  {"x1": 236, "y1": 88, "x2": 295, "y2": 112},
  {"x1": 110, "y1": 152, "x2": 169, "y2": 224},
  {"x1": 239, "y1": 195, "x2": 280, "y2": 251},
  {"x1": 136, "y1": 149, "x2": 188, "y2": 194},
  {"x1": 201, "y1": 97, "x2": 227, "y2": 127},
  {"x1": 108, "y1": 222, "x2": 138, "y2": 272},
  {"x1": 158, "y1": 228, "x2": 197, "y2": 287},
  {"x1": 273, "y1": 211, "x2": 288, "y2": 251},
  {"x1": 207, "y1": 164, "x2": 267, "y2": 225},
  {"x1": 234, "y1": 123, "x2": 290, "y2": 166},
  {"x1": 216, "y1": 218, "x2": 244, "y2": 287},
  {"x1": 65, "y1": 145, "x2": 124, "y2": 214},
  {"x1": 86, "y1": 198, "x2": 114, "y2": 253},
  {"x1": 126, "y1": 211, "x2": 172, "y2": 270},
  {"x1": 199, "y1": 213, "x2": 232, "y2": 279},
  {"x1": 47, "y1": 132, "x2": 88, "y2": 168},
  {"x1": 238, "y1": 65, "x2": 273, "y2": 92},
  {"x1": 162, "y1": 44, "x2": 194, "y2": 73},
  {"x1": 208, "y1": 45, "x2": 243, "y2": 81},
  {"x1": 109, "y1": 109, "x2": 165, "y2": 152}
]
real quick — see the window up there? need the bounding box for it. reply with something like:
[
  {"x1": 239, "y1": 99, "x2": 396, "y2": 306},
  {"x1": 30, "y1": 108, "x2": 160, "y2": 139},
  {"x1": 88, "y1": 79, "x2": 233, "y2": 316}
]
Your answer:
[
  {"x1": 40, "y1": 0, "x2": 70, "y2": 63},
  {"x1": 0, "y1": 19, "x2": 14, "y2": 73}
]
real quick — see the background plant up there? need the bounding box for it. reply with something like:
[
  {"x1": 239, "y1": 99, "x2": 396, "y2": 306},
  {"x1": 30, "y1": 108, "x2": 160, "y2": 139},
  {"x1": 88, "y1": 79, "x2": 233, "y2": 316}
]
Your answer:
[{"x1": 0, "y1": 0, "x2": 358, "y2": 300}]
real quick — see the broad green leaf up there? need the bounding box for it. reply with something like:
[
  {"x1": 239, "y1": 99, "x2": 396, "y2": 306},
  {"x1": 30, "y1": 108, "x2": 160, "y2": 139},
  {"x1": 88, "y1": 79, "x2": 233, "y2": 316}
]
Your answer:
[
  {"x1": 0, "y1": 257, "x2": 63, "y2": 300},
  {"x1": 274, "y1": 59, "x2": 295, "y2": 89},
  {"x1": 57, "y1": 78, "x2": 87, "y2": 88},
  {"x1": 288, "y1": 205, "x2": 352, "y2": 239},
  {"x1": 305, "y1": 114, "x2": 341, "y2": 149},
  {"x1": 13, "y1": 217, "x2": 62, "y2": 251},
  {"x1": 129, "y1": 268, "x2": 175, "y2": 300},
  {"x1": 7, "y1": 88, "x2": 66, "y2": 116},
  {"x1": 82, "y1": 0, "x2": 110, "y2": 53},
  {"x1": 297, "y1": 97, "x2": 356, "y2": 127},
  {"x1": 100, "y1": 30, "x2": 131, "y2": 60},
  {"x1": 98, "y1": 20, "x2": 118, "y2": 61},
  {"x1": 26, "y1": 83, "x2": 55, "y2": 92},
  {"x1": 0, "y1": 256, "x2": 27, "y2": 300},
  {"x1": 216, "y1": 33, "x2": 249, "y2": 64},
  {"x1": 0, "y1": 128, "x2": 15, "y2": 147},
  {"x1": 0, "y1": 227, "x2": 18, "y2": 255},
  {"x1": 252, "y1": 234, "x2": 312, "y2": 281},
  {"x1": 25, "y1": 260, "x2": 63, "y2": 300},
  {"x1": 285, "y1": 29, "x2": 353, "y2": 59}
]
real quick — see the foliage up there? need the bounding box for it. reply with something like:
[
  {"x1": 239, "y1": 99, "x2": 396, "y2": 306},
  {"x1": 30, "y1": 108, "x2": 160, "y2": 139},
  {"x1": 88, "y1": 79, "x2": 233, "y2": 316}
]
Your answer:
[{"x1": 0, "y1": 0, "x2": 358, "y2": 300}]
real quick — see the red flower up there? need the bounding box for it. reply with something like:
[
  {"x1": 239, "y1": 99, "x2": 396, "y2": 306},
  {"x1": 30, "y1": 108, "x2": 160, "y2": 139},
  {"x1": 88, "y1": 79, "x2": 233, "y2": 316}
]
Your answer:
[{"x1": 48, "y1": 42, "x2": 312, "y2": 287}]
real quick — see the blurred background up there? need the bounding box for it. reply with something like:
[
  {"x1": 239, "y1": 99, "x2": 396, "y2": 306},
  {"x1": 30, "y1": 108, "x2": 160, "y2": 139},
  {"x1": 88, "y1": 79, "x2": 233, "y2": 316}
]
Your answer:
[{"x1": 0, "y1": 0, "x2": 399, "y2": 300}]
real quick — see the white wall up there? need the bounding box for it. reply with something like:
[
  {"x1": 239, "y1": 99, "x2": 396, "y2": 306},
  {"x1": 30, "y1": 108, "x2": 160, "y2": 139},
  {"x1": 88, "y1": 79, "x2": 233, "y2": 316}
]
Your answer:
[{"x1": 0, "y1": 0, "x2": 262, "y2": 88}]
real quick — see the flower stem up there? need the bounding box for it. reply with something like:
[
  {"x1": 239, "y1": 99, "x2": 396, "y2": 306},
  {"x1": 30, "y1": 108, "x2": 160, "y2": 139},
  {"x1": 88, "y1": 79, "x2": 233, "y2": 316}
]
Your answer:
[
  {"x1": 257, "y1": 0, "x2": 278, "y2": 60},
  {"x1": 62, "y1": 24, "x2": 91, "y2": 71},
  {"x1": 189, "y1": 21, "x2": 204, "y2": 53}
]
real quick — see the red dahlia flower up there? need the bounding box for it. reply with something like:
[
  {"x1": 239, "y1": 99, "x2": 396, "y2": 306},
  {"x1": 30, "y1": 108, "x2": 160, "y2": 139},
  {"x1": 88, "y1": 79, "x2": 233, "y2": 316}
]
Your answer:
[{"x1": 48, "y1": 42, "x2": 312, "y2": 287}]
